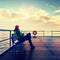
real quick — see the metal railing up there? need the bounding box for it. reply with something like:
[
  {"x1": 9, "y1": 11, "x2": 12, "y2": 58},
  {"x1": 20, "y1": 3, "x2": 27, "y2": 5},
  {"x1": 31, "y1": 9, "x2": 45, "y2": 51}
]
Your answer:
[
  {"x1": 0, "y1": 29, "x2": 45, "y2": 47},
  {"x1": 0, "y1": 29, "x2": 60, "y2": 47},
  {"x1": 51, "y1": 31, "x2": 60, "y2": 36},
  {"x1": 0, "y1": 29, "x2": 13, "y2": 47},
  {"x1": 0, "y1": 29, "x2": 60, "y2": 55}
]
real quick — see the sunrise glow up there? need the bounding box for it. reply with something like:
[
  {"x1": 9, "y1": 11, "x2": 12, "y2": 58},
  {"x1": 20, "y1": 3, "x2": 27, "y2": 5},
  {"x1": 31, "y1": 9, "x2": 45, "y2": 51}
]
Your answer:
[{"x1": 0, "y1": 0, "x2": 60, "y2": 31}]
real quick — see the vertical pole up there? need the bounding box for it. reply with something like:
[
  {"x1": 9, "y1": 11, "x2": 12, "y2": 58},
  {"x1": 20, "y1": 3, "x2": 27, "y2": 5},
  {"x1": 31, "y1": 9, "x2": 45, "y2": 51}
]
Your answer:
[
  {"x1": 51, "y1": 31, "x2": 53, "y2": 36},
  {"x1": 43, "y1": 31, "x2": 45, "y2": 37},
  {"x1": 10, "y1": 31, "x2": 11, "y2": 47}
]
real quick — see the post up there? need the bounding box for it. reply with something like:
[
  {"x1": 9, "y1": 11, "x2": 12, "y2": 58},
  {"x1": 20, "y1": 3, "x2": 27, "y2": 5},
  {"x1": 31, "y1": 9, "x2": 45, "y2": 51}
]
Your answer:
[
  {"x1": 43, "y1": 31, "x2": 45, "y2": 36},
  {"x1": 51, "y1": 31, "x2": 53, "y2": 36},
  {"x1": 10, "y1": 31, "x2": 11, "y2": 47}
]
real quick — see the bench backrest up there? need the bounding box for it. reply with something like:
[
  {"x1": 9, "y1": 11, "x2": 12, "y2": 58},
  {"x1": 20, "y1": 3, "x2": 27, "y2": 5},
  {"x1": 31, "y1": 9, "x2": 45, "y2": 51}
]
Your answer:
[{"x1": 11, "y1": 33, "x2": 19, "y2": 45}]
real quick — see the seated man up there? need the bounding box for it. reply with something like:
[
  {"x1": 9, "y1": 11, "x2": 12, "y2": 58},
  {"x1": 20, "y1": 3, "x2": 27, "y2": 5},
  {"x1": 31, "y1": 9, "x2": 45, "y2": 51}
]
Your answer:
[{"x1": 14, "y1": 25, "x2": 35, "y2": 49}]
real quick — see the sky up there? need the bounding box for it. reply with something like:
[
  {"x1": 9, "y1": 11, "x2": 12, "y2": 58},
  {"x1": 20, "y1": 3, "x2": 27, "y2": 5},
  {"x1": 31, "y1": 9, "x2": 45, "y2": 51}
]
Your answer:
[{"x1": 0, "y1": 0, "x2": 60, "y2": 31}]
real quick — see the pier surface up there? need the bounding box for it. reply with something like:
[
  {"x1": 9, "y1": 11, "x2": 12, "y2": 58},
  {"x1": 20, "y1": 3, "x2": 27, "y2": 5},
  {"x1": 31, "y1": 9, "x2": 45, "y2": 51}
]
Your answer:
[{"x1": 0, "y1": 36, "x2": 60, "y2": 60}]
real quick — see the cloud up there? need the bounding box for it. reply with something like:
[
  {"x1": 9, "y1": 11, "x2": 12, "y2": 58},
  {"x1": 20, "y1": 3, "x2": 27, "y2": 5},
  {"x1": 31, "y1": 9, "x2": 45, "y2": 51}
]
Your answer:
[
  {"x1": 0, "y1": 6, "x2": 60, "y2": 31},
  {"x1": 0, "y1": 6, "x2": 49, "y2": 20},
  {"x1": 40, "y1": 16, "x2": 53, "y2": 21},
  {"x1": 52, "y1": 15, "x2": 60, "y2": 24},
  {"x1": 0, "y1": 6, "x2": 49, "y2": 27},
  {"x1": 44, "y1": 22, "x2": 60, "y2": 27},
  {"x1": 54, "y1": 9, "x2": 60, "y2": 13},
  {"x1": 42, "y1": 13, "x2": 60, "y2": 28}
]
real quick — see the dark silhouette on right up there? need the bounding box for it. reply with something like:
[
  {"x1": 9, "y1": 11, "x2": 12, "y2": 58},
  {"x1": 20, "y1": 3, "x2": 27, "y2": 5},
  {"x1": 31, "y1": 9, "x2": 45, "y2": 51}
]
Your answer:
[{"x1": 13, "y1": 25, "x2": 35, "y2": 49}]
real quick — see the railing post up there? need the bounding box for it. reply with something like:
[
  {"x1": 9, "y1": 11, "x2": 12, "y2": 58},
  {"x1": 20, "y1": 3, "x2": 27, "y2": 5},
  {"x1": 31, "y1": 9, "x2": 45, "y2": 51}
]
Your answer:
[
  {"x1": 43, "y1": 31, "x2": 45, "y2": 36},
  {"x1": 51, "y1": 31, "x2": 53, "y2": 36},
  {"x1": 10, "y1": 31, "x2": 11, "y2": 47}
]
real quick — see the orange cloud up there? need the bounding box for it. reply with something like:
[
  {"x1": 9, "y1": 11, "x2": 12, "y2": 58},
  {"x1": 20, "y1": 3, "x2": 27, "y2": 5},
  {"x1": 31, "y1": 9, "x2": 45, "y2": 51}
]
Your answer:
[
  {"x1": 45, "y1": 22, "x2": 60, "y2": 26},
  {"x1": 0, "y1": 6, "x2": 49, "y2": 20},
  {"x1": 0, "y1": 6, "x2": 60, "y2": 31},
  {"x1": 40, "y1": 16, "x2": 53, "y2": 21}
]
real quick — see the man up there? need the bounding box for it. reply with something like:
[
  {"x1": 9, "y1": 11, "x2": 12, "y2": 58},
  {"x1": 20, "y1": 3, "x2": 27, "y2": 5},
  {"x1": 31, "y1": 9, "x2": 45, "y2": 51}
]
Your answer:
[{"x1": 14, "y1": 25, "x2": 35, "y2": 49}]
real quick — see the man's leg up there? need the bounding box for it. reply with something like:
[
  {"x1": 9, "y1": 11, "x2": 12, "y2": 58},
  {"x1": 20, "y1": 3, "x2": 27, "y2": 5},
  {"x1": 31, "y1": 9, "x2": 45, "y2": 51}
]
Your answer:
[{"x1": 24, "y1": 33, "x2": 35, "y2": 49}]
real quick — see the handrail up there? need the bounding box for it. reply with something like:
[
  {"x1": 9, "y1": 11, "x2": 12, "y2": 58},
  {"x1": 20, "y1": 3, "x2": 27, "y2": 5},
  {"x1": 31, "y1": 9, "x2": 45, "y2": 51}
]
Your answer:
[
  {"x1": 0, "y1": 29, "x2": 13, "y2": 47},
  {"x1": 0, "y1": 29, "x2": 45, "y2": 47},
  {"x1": 0, "y1": 38, "x2": 11, "y2": 42},
  {"x1": 0, "y1": 29, "x2": 60, "y2": 47},
  {"x1": 51, "y1": 31, "x2": 60, "y2": 32},
  {"x1": 51, "y1": 31, "x2": 60, "y2": 36},
  {"x1": 0, "y1": 29, "x2": 13, "y2": 31}
]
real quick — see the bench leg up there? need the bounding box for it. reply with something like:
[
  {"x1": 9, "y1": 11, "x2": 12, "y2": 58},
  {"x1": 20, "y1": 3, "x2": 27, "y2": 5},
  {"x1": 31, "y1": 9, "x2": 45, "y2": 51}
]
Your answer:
[{"x1": 11, "y1": 34, "x2": 16, "y2": 46}]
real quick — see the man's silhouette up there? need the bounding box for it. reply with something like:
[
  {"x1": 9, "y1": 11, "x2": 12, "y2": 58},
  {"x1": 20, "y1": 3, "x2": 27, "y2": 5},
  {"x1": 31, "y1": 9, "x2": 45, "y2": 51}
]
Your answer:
[{"x1": 14, "y1": 25, "x2": 35, "y2": 49}]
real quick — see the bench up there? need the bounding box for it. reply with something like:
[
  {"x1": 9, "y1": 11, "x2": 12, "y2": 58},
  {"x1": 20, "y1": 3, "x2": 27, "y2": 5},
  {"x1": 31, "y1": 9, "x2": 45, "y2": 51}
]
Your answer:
[{"x1": 11, "y1": 33, "x2": 23, "y2": 46}]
